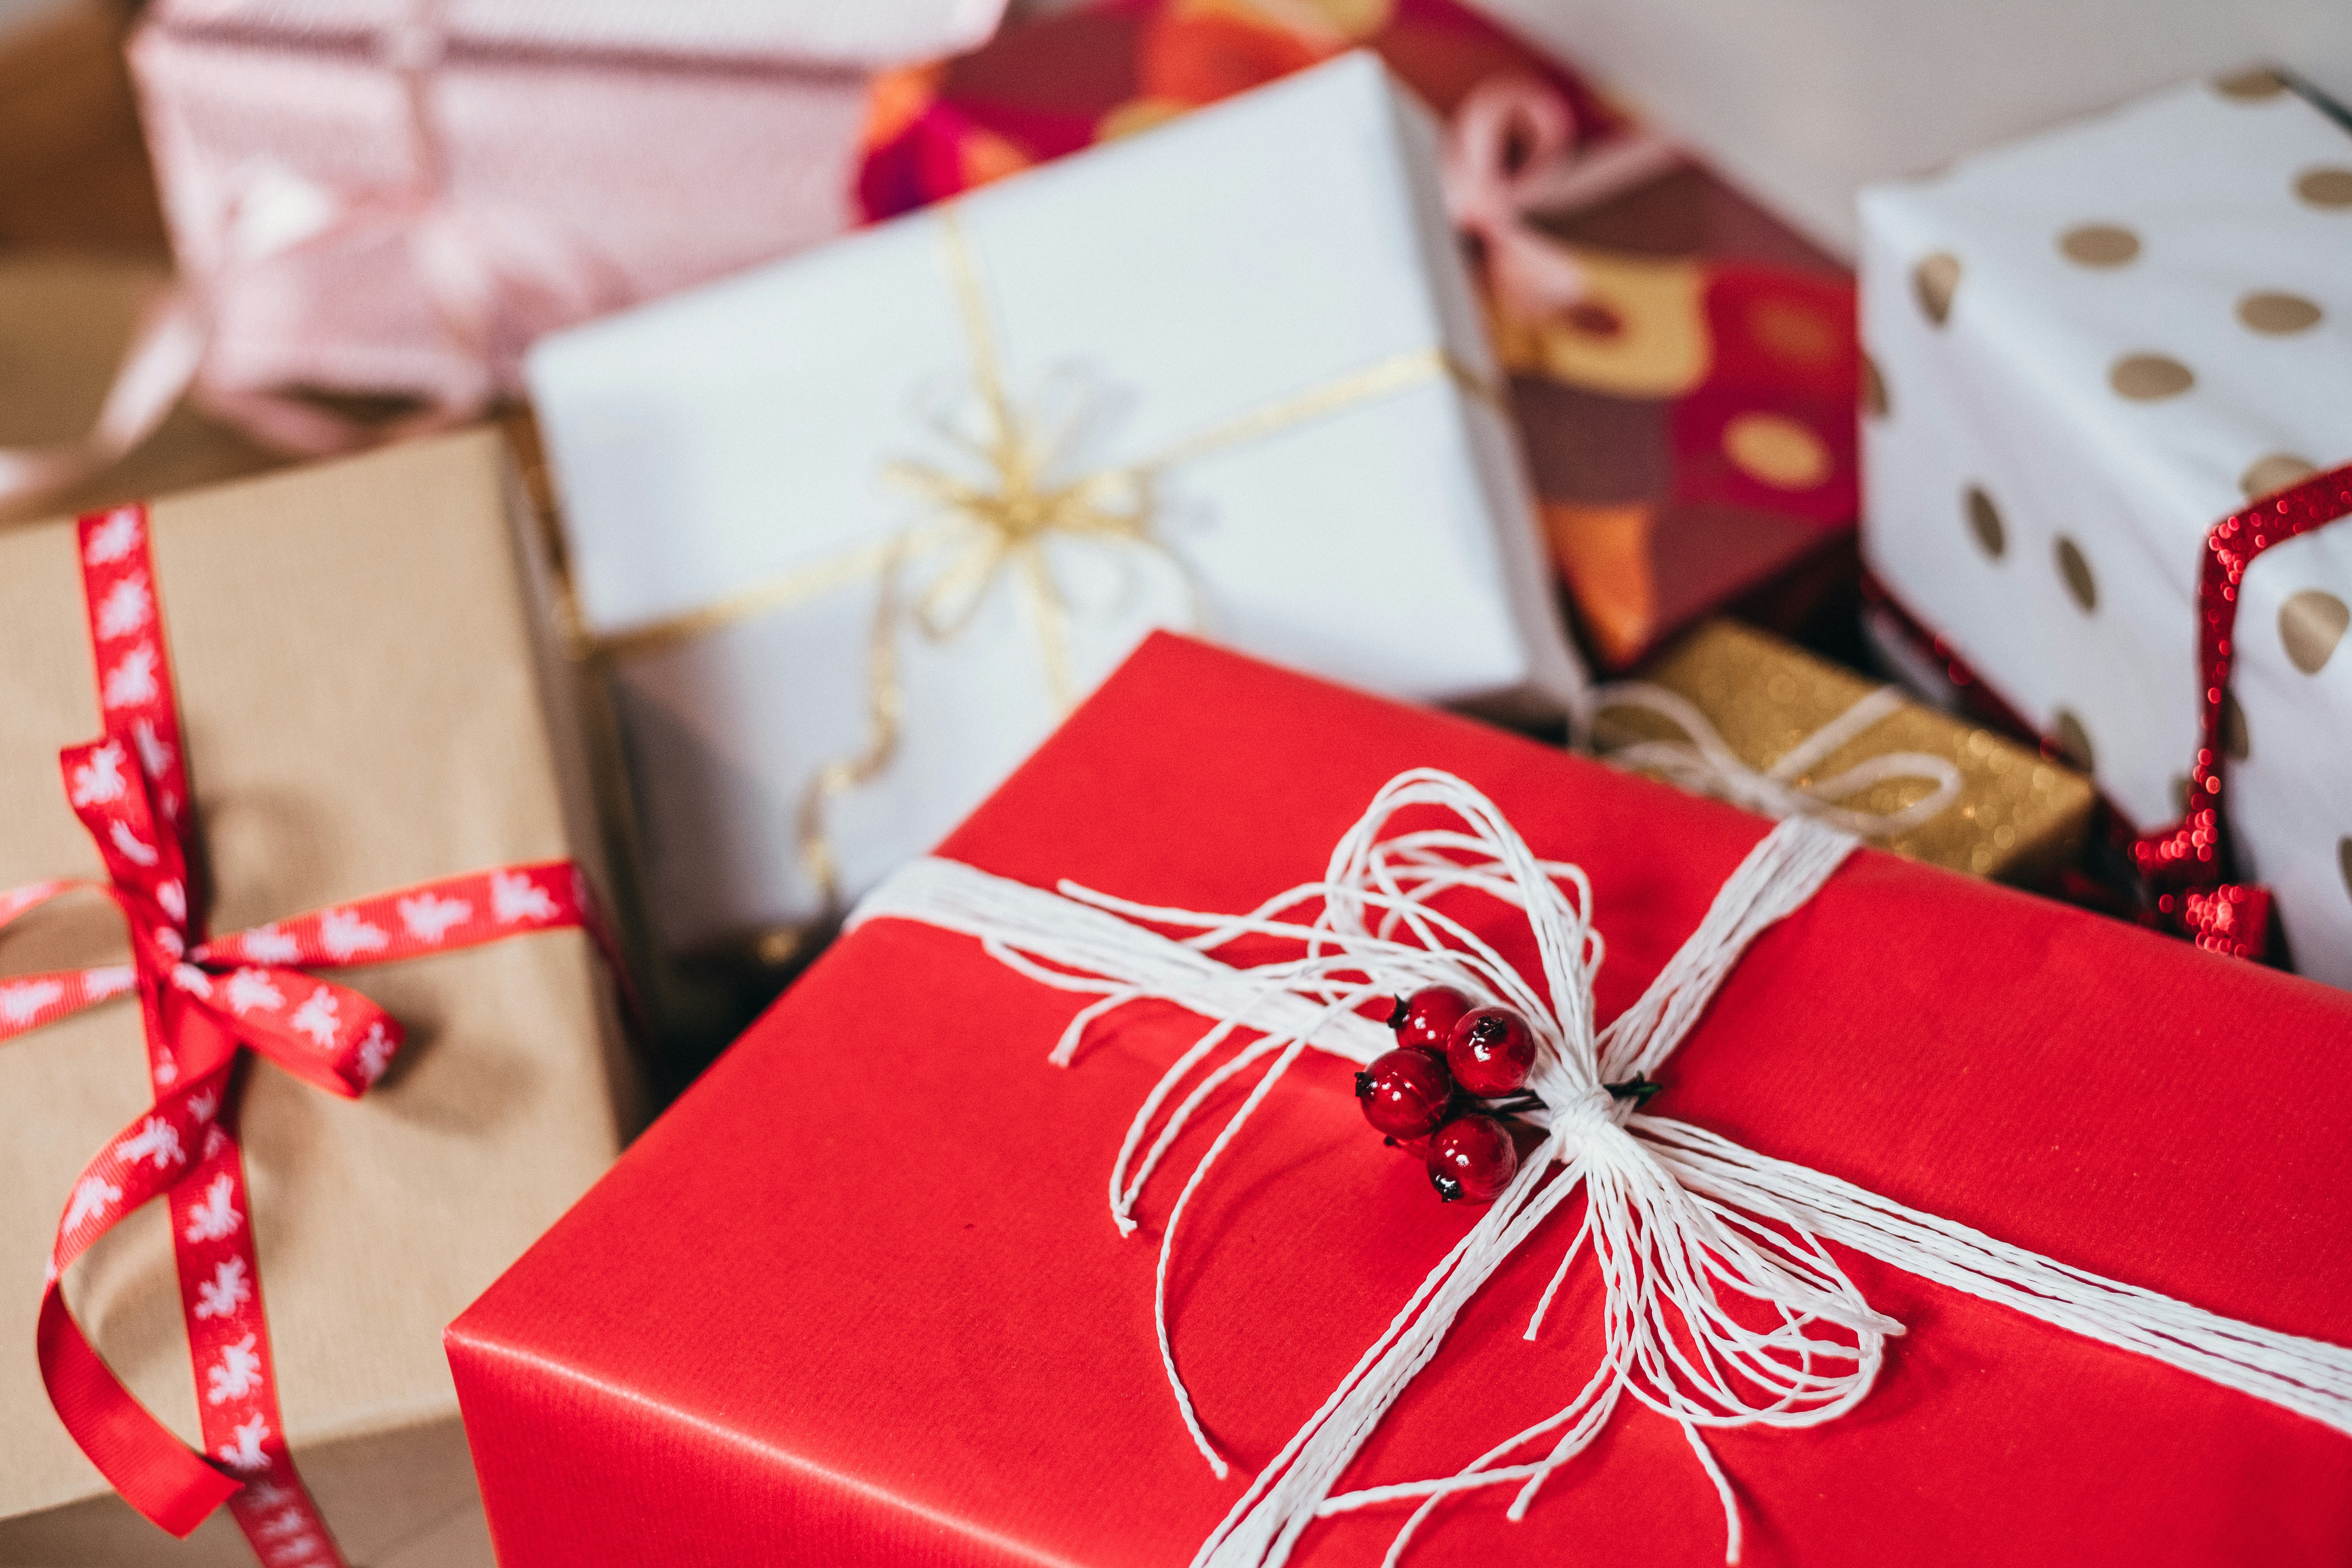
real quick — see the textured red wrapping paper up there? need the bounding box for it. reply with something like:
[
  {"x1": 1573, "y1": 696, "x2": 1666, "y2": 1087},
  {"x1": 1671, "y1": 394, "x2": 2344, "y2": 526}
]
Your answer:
[{"x1": 448, "y1": 635, "x2": 2352, "y2": 1567}]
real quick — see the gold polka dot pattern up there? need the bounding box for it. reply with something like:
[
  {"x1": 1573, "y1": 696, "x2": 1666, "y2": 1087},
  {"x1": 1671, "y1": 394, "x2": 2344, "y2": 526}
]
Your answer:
[
  {"x1": 2281, "y1": 590, "x2": 2350, "y2": 674},
  {"x1": 2221, "y1": 689, "x2": 2250, "y2": 762},
  {"x1": 2055, "y1": 536, "x2": 2096, "y2": 610},
  {"x1": 1862, "y1": 352, "x2": 1888, "y2": 419},
  {"x1": 1602, "y1": 621, "x2": 2096, "y2": 883},
  {"x1": 2238, "y1": 292, "x2": 2324, "y2": 334},
  {"x1": 2213, "y1": 68, "x2": 2288, "y2": 100},
  {"x1": 2110, "y1": 353, "x2": 2195, "y2": 399},
  {"x1": 2053, "y1": 709, "x2": 2095, "y2": 773},
  {"x1": 1965, "y1": 486, "x2": 2005, "y2": 558},
  {"x1": 1867, "y1": 77, "x2": 2352, "y2": 946},
  {"x1": 2296, "y1": 168, "x2": 2352, "y2": 209},
  {"x1": 2243, "y1": 454, "x2": 2318, "y2": 498},
  {"x1": 2059, "y1": 224, "x2": 2140, "y2": 266},
  {"x1": 1913, "y1": 253, "x2": 1961, "y2": 325}
]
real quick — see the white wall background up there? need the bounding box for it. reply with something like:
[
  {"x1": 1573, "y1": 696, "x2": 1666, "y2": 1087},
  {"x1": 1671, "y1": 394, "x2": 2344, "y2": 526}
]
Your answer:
[{"x1": 1472, "y1": 0, "x2": 2352, "y2": 256}]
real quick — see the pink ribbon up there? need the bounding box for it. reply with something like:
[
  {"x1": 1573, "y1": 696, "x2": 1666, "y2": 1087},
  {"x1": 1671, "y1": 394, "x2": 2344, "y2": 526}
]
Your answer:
[
  {"x1": 189, "y1": 174, "x2": 628, "y2": 454},
  {"x1": 0, "y1": 285, "x2": 207, "y2": 505},
  {"x1": 1439, "y1": 74, "x2": 1682, "y2": 322}
]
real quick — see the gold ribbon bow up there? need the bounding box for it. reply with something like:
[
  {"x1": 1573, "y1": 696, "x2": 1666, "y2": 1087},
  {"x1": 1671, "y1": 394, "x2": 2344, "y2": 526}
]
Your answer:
[{"x1": 589, "y1": 207, "x2": 1502, "y2": 917}]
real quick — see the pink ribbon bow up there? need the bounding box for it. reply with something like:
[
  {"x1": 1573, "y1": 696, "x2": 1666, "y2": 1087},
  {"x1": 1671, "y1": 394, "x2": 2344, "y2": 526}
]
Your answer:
[{"x1": 1439, "y1": 74, "x2": 1682, "y2": 323}]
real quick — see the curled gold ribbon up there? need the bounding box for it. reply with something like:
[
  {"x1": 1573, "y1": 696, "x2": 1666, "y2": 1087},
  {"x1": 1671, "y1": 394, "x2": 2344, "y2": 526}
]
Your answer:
[{"x1": 591, "y1": 205, "x2": 1503, "y2": 916}]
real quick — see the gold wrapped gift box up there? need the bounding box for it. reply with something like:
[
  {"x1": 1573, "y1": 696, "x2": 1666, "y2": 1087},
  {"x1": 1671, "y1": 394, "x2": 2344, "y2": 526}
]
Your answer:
[{"x1": 1591, "y1": 619, "x2": 2095, "y2": 884}]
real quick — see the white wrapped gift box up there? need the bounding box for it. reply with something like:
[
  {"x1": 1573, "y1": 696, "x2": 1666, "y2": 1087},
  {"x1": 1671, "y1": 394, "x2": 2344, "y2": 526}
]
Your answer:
[
  {"x1": 529, "y1": 53, "x2": 1583, "y2": 951},
  {"x1": 1860, "y1": 71, "x2": 2352, "y2": 985}
]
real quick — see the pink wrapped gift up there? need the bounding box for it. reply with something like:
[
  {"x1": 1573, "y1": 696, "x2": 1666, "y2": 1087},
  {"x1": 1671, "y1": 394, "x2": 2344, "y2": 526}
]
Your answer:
[{"x1": 125, "y1": 0, "x2": 1006, "y2": 436}]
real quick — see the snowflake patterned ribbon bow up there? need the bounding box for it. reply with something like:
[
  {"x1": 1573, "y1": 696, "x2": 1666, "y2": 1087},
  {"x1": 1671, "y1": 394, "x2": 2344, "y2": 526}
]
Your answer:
[{"x1": 2, "y1": 503, "x2": 611, "y2": 1565}]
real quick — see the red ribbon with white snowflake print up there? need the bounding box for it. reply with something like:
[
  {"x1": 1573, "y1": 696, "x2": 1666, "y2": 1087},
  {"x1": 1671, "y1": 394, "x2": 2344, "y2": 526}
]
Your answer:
[{"x1": 0, "y1": 502, "x2": 624, "y2": 1567}]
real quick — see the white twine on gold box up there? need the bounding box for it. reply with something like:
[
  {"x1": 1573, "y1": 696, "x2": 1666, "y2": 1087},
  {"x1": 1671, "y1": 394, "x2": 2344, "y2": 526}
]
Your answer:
[
  {"x1": 1575, "y1": 681, "x2": 1965, "y2": 840},
  {"x1": 851, "y1": 768, "x2": 2352, "y2": 1566}
]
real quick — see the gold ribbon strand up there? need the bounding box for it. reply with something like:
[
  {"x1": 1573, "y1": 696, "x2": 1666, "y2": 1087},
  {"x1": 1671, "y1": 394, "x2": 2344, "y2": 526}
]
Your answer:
[{"x1": 590, "y1": 205, "x2": 1505, "y2": 915}]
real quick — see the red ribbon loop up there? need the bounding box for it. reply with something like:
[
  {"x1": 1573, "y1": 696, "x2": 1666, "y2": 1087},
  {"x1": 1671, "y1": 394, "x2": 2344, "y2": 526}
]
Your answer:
[
  {"x1": 39, "y1": 1064, "x2": 243, "y2": 1538},
  {"x1": 2131, "y1": 462, "x2": 2352, "y2": 961}
]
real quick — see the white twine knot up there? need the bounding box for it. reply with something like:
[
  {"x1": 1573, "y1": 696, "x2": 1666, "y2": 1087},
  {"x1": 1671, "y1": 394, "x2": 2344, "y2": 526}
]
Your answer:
[
  {"x1": 849, "y1": 768, "x2": 2352, "y2": 1567},
  {"x1": 1552, "y1": 1081, "x2": 1630, "y2": 1148}
]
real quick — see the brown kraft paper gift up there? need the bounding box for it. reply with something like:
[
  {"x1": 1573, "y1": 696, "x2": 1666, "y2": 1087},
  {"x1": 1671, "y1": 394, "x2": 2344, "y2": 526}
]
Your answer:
[{"x1": 0, "y1": 429, "x2": 644, "y2": 1565}]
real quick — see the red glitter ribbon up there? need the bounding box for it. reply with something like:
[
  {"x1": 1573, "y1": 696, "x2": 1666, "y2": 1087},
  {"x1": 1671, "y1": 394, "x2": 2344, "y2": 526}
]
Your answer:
[
  {"x1": 2, "y1": 503, "x2": 622, "y2": 1565},
  {"x1": 2131, "y1": 463, "x2": 2352, "y2": 961}
]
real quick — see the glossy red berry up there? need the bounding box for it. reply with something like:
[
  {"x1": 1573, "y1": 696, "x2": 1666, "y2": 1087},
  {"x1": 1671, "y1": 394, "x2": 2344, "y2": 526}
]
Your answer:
[
  {"x1": 1427, "y1": 1114, "x2": 1517, "y2": 1203},
  {"x1": 1354, "y1": 1048, "x2": 1454, "y2": 1138},
  {"x1": 1387, "y1": 985, "x2": 1475, "y2": 1058},
  {"x1": 1446, "y1": 1007, "x2": 1536, "y2": 1097}
]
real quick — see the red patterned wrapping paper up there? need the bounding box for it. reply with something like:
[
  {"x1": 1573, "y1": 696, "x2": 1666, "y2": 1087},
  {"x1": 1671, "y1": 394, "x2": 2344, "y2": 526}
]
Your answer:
[
  {"x1": 856, "y1": 0, "x2": 1862, "y2": 669},
  {"x1": 451, "y1": 634, "x2": 2352, "y2": 1568}
]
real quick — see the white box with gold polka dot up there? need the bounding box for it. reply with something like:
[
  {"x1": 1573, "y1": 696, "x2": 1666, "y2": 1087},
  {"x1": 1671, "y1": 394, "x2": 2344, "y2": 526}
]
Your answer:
[{"x1": 1859, "y1": 69, "x2": 2352, "y2": 987}]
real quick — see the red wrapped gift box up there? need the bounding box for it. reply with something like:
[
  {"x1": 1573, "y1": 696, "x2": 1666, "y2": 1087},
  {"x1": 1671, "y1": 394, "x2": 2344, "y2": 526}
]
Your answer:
[{"x1": 448, "y1": 635, "x2": 2352, "y2": 1568}]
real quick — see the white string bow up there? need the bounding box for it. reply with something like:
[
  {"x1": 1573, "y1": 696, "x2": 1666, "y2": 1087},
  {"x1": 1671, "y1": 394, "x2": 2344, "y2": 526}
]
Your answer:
[{"x1": 850, "y1": 768, "x2": 2352, "y2": 1567}]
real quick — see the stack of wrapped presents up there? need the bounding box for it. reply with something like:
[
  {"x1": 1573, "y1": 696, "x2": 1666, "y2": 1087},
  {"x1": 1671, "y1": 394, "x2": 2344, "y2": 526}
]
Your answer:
[{"x1": 1, "y1": 2, "x2": 2347, "y2": 1566}]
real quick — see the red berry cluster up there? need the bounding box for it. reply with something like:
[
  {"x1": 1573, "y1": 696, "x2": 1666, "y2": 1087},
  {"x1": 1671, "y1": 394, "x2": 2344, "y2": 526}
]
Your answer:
[{"x1": 1354, "y1": 985, "x2": 1538, "y2": 1203}]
